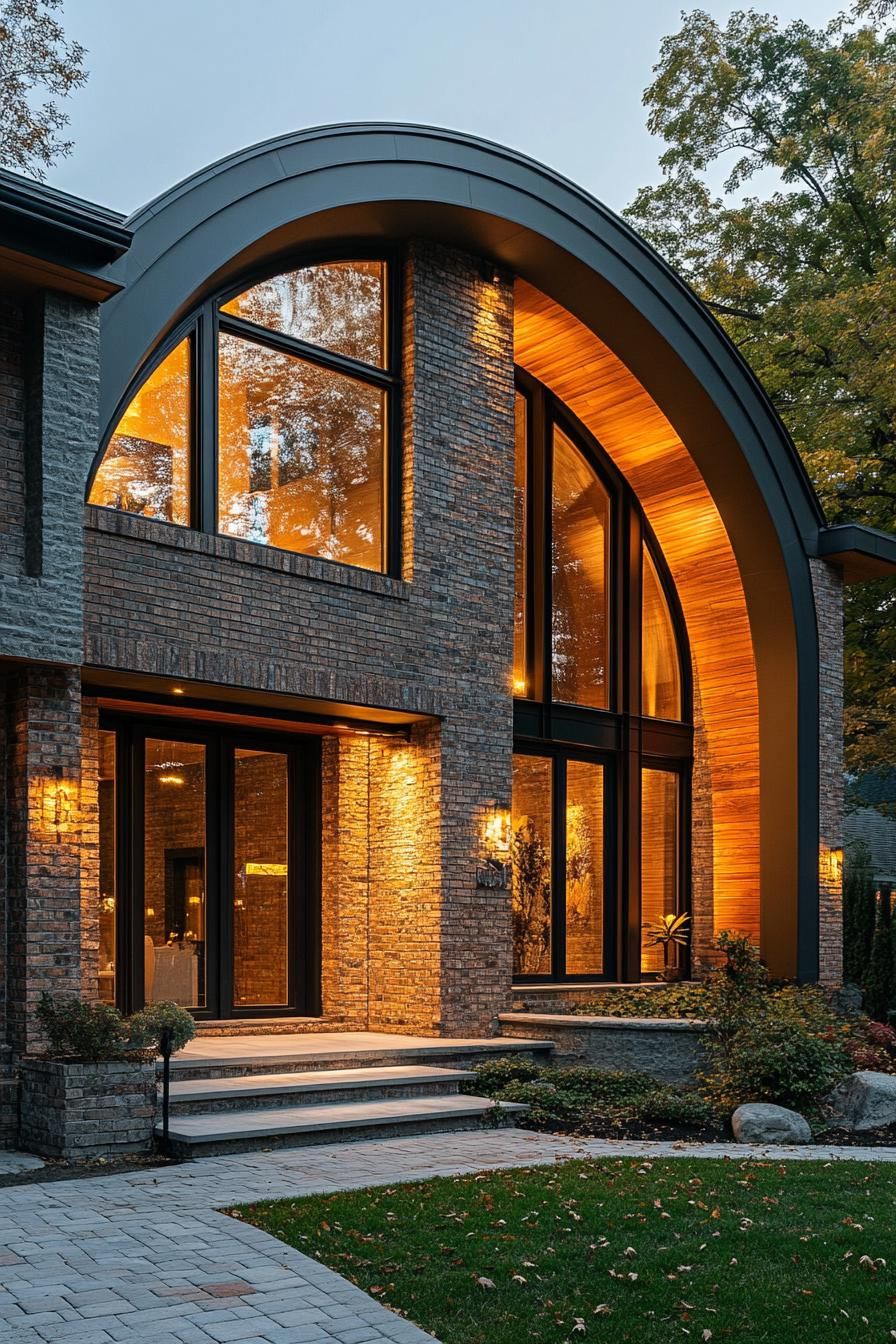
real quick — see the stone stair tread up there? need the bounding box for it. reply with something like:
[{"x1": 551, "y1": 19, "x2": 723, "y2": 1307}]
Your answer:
[
  {"x1": 157, "y1": 1094, "x2": 525, "y2": 1144},
  {"x1": 163, "y1": 1064, "x2": 476, "y2": 1103},
  {"x1": 168, "y1": 1035, "x2": 555, "y2": 1074}
]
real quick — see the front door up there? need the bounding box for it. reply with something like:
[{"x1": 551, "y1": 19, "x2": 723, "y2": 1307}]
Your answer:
[{"x1": 104, "y1": 716, "x2": 319, "y2": 1019}]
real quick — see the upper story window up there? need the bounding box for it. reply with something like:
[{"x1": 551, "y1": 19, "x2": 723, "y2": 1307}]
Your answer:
[
  {"x1": 513, "y1": 372, "x2": 687, "y2": 724},
  {"x1": 88, "y1": 259, "x2": 396, "y2": 575}
]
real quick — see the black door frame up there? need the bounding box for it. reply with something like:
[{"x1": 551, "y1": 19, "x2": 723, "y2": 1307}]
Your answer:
[
  {"x1": 100, "y1": 711, "x2": 321, "y2": 1019},
  {"x1": 511, "y1": 743, "x2": 618, "y2": 984}
]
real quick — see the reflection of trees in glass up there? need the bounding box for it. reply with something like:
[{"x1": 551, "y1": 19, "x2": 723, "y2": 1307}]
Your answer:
[
  {"x1": 218, "y1": 333, "x2": 383, "y2": 569},
  {"x1": 551, "y1": 429, "x2": 609, "y2": 708},
  {"x1": 511, "y1": 818, "x2": 551, "y2": 975},
  {"x1": 89, "y1": 340, "x2": 191, "y2": 525},
  {"x1": 222, "y1": 262, "x2": 385, "y2": 368},
  {"x1": 565, "y1": 802, "x2": 594, "y2": 924}
]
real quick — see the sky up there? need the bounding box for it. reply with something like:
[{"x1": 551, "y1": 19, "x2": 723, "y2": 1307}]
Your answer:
[{"x1": 47, "y1": 0, "x2": 842, "y2": 219}]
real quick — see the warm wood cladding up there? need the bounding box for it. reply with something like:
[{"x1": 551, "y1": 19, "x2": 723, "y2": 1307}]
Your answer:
[{"x1": 514, "y1": 279, "x2": 761, "y2": 945}]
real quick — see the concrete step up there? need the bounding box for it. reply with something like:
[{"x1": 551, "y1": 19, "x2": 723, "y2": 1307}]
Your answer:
[
  {"x1": 157, "y1": 1094, "x2": 527, "y2": 1157},
  {"x1": 167, "y1": 1037, "x2": 555, "y2": 1082},
  {"x1": 163, "y1": 1065, "x2": 476, "y2": 1115}
]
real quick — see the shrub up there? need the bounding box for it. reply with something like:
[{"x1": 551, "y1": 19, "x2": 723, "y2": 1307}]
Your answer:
[
  {"x1": 126, "y1": 1001, "x2": 195, "y2": 1055},
  {"x1": 845, "y1": 1018, "x2": 896, "y2": 1075},
  {"x1": 703, "y1": 1006, "x2": 850, "y2": 1113},
  {"x1": 36, "y1": 993, "x2": 129, "y2": 1062},
  {"x1": 577, "y1": 983, "x2": 711, "y2": 1019},
  {"x1": 843, "y1": 841, "x2": 876, "y2": 985},
  {"x1": 467, "y1": 1057, "x2": 719, "y2": 1135},
  {"x1": 864, "y1": 889, "x2": 896, "y2": 1022}
]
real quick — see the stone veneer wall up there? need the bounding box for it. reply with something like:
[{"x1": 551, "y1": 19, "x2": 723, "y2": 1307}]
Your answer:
[
  {"x1": 811, "y1": 558, "x2": 845, "y2": 985},
  {"x1": 81, "y1": 243, "x2": 517, "y2": 1036}
]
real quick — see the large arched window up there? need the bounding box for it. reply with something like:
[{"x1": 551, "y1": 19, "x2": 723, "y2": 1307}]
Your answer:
[
  {"x1": 89, "y1": 258, "x2": 398, "y2": 575},
  {"x1": 511, "y1": 373, "x2": 692, "y2": 982}
]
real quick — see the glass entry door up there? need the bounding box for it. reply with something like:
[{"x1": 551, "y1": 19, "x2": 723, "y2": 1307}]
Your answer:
[{"x1": 103, "y1": 716, "x2": 318, "y2": 1019}]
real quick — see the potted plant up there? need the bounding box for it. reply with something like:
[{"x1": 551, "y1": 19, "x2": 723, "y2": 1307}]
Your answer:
[
  {"x1": 18, "y1": 994, "x2": 194, "y2": 1160},
  {"x1": 643, "y1": 912, "x2": 691, "y2": 982}
]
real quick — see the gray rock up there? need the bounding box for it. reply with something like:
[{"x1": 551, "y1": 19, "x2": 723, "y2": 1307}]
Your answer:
[
  {"x1": 731, "y1": 1102, "x2": 812, "y2": 1145},
  {"x1": 826, "y1": 1071, "x2": 896, "y2": 1132}
]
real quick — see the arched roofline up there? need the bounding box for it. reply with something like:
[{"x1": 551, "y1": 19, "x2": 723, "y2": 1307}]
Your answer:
[{"x1": 96, "y1": 121, "x2": 827, "y2": 978}]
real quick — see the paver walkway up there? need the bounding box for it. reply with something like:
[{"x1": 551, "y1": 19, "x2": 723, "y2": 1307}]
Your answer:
[{"x1": 0, "y1": 1130, "x2": 894, "y2": 1342}]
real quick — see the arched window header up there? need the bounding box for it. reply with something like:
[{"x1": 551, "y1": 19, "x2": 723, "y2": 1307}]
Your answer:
[{"x1": 88, "y1": 258, "x2": 397, "y2": 575}]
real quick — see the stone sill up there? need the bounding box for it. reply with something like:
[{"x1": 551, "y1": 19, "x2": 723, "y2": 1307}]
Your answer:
[
  {"x1": 85, "y1": 506, "x2": 411, "y2": 601},
  {"x1": 500, "y1": 1011, "x2": 709, "y2": 1032}
]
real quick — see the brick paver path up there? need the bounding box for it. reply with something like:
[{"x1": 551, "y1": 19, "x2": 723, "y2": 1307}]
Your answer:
[{"x1": 1, "y1": 1130, "x2": 893, "y2": 1342}]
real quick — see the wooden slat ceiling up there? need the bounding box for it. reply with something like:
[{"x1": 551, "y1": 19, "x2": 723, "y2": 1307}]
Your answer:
[{"x1": 514, "y1": 279, "x2": 761, "y2": 942}]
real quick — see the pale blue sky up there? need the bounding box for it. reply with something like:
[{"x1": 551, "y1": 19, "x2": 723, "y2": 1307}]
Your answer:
[{"x1": 48, "y1": 0, "x2": 841, "y2": 218}]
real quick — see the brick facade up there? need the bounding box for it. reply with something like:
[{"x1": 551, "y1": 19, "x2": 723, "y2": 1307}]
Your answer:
[
  {"x1": 0, "y1": 220, "x2": 856, "y2": 1122},
  {"x1": 811, "y1": 558, "x2": 845, "y2": 984}
]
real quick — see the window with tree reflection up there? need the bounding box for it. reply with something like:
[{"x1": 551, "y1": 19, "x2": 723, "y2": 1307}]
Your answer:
[{"x1": 88, "y1": 260, "x2": 392, "y2": 574}]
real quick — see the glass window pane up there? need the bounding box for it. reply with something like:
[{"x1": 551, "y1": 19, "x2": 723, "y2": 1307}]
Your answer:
[
  {"x1": 642, "y1": 545, "x2": 682, "y2": 720},
  {"x1": 221, "y1": 261, "x2": 386, "y2": 367},
  {"x1": 89, "y1": 340, "x2": 191, "y2": 525},
  {"x1": 513, "y1": 391, "x2": 528, "y2": 696},
  {"x1": 511, "y1": 755, "x2": 553, "y2": 976},
  {"x1": 233, "y1": 749, "x2": 290, "y2": 1007},
  {"x1": 565, "y1": 760, "x2": 605, "y2": 976},
  {"x1": 144, "y1": 739, "x2": 206, "y2": 1009},
  {"x1": 551, "y1": 426, "x2": 610, "y2": 708},
  {"x1": 218, "y1": 332, "x2": 385, "y2": 571},
  {"x1": 641, "y1": 768, "x2": 680, "y2": 976},
  {"x1": 97, "y1": 730, "x2": 117, "y2": 1005}
]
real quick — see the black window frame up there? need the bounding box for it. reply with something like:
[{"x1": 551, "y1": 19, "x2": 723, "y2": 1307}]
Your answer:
[
  {"x1": 88, "y1": 247, "x2": 403, "y2": 578},
  {"x1": 99, "y1": 711, "x2": 322, "y2": 1020},
  {"x1": 513, "y1": 370, "x2": 693, "y2": 983}
]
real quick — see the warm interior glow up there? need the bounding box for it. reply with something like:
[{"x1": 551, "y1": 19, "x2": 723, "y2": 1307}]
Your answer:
[
  {"x1": 89, "y1": 339, "x2": 191, "y2": 525},
  {"x1": 515, "y1": 279, "x2": 761, "y2": 946},
  {"x1": 221, "y1": 261, "x2": 387, "y2": 368},
  {"x1": 217, "y1": 331, "x2": 385, "y2": 570},
  {"x1": 551, "y1": 425, "x2": 610, "y2": 708},
  {"x1": 511, "y1": 754, "x2": 553, "y2": 976},
  {"x1": 512, "y1": 390, "x2": 528, "y2": 694},
  {"x1": 642, "y1": 544, "x2": 682, "y2": 720}
]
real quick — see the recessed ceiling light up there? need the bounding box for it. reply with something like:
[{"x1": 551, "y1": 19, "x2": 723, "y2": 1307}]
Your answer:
[{"x1": 172, "y1": 687, "x2": 185, "y2": 695}]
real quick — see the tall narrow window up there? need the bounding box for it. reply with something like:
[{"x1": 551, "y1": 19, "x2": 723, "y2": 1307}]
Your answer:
[
  {"x1": 233, "y1": 748, "x2": 290, "y2": 1007},
  {"x1": 640, "y1": 768, "x2": 680, "y2": 975},
  {"x1": 511, "y1": 755, "x2": 553, "y2": 976},
  {"x1": 551, "y1": 426, "x2": 610, "y2": 708},
  {"x1": 143, "y1": 739, "x2": 207, "y2": 1009},
  {"x1": 221, "y1": 261, "x2": 386, "y2": 367},
  {"x1": 565, "y1": 760, "x2": 605, "y2": 975},
  {"x1": 89, "y1": 340, "x2": 191, "y2": 525},
  {"x1": 217, "y1": 334, "x2": 386, "y2": 569},
  {"x1": 513, "y1": 391, "x2": 528, "y2": 695},
  {"x1": 97, "y1": 730, "x2": 117, "y2": 1004},
  {"x1": 642, "y1": 545, "x2": 682, "y2": 720}
]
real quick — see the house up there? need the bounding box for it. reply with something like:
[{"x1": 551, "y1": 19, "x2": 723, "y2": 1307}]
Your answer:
[{"x1": 2, "y1": 124, "x2": 895, "y2": 1143}]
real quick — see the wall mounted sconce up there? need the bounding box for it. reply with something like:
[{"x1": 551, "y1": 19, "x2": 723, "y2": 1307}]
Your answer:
[
  {"x1": 41, "y1": 772, "x2": 74, "y2": 841},
  {"x1": 820, "y1": 845, "x2": 844, "y2": 887},
  {"x1": 477, "y1": 803, "x2": 511, "y2": 889}
]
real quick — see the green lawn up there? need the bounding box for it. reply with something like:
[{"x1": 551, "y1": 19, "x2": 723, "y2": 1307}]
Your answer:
[{"x1": 237, "y1": 1158, "x2": 896, "y2": 1343}]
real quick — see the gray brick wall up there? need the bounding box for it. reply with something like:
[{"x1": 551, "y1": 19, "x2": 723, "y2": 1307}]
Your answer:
[
  {"x1": 0, "y1": 290, "x2": 100, "y2": 665},
  {"x1": 811, "y1": 558, "x2": 845, "y2": 984}
]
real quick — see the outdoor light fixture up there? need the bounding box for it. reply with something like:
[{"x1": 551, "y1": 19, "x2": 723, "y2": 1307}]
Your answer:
[
  {"x1": 172, "y1": 687, "x2": 185, "y2": 696},
  {"x1": 513, "y1": 677, "x2": 527, "y2": 695},
  {"x1": 477, "y1": 803, "x2": 511, "y2": 889},
  {"x1": 42, "y1": 772, "x2": 73, "y2": 841}
]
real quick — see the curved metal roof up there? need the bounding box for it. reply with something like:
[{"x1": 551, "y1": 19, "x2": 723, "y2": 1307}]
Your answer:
[{"x1": 100, "y1": 121, "x2": 829, "y2": 538}]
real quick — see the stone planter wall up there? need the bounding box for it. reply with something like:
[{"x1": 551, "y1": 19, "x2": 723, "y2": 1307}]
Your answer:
[
  {"x1": 499, "y1": 1012, "x2": 709, "y2": 1084},
  {"x1": 0, "y1": 1046, "x2": 18, "y2": 1148},
  {"x1": 18, "y1": 1058, "x2": 157, "y2": 1159}
]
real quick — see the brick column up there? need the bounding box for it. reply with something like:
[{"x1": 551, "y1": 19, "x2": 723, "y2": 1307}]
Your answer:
[
  {"x1": 811, "y1": 558, "x2": 845, "y2": 985},
  {"x1": 4, "y1": 665, "x2": 84, "y2": 1054},
  {"x1": 404, "y1": 244, "x2": 516, "y2": 1035}
]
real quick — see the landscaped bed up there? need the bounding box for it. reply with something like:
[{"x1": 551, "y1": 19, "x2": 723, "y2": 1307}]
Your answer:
[{"x1": 237, "y1": 1157, "x2": 896, "y2": 1343}]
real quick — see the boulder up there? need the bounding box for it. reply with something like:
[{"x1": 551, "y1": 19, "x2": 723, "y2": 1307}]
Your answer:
[
  {"x1": 731, "y1": 1102, "x2": 812, "y2": 1145},
  {"x1": 825, "y1": 1071, "x2": 896, "y2": 1132}
]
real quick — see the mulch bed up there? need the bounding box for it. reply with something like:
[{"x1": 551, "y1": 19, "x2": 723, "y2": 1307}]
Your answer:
[{"x1": 0, "y1": 1152, "x2": 181, "y2": 1189}]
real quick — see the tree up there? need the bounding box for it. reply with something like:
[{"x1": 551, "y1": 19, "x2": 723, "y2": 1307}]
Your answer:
[
  {"x1": 843, "y1": 839, "x2": 876, "y2": 983},
  {"x1": 625, "y1": 4, "x2": 896, "y2": 773},
  {"x1": 0, "y1": 0, "x2": 86, "y2": 178},
  {"x1": 864, "y1": 886, "x2": 895, "y2": 1020}
]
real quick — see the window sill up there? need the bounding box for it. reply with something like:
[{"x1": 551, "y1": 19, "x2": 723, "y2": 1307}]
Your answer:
[{"x1": 85, "y1": 505, "x2": 410, "y2": 600}]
